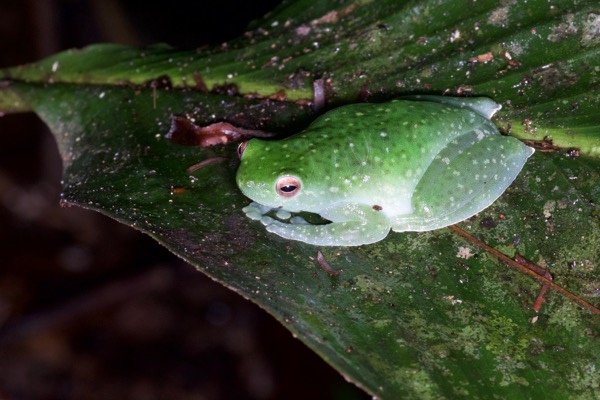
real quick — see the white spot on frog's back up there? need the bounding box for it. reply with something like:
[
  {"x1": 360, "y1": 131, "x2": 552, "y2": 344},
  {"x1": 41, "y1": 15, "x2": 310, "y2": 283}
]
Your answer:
[{"x1": 474, "y1": 129, "x2": 486, "y2": 140}]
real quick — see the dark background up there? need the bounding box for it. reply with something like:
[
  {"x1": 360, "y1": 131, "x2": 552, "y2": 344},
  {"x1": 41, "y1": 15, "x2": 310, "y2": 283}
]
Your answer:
[{"x1": 0, "y1": 1, "x2": 369, "y2": 399}]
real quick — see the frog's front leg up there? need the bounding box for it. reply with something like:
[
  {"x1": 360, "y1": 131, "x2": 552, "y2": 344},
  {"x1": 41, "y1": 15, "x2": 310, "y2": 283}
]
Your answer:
[
  {"x1": 244, "y1": 202, "x2": 391, "y2": 246},
  {"x1": 265, "y1": 218, "x2": 391, "y2": 246}
]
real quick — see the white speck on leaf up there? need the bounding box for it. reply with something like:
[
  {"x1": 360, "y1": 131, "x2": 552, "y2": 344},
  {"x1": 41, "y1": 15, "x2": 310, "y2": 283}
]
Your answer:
[{"x1": 456, "y1": 246, "x2": 474, "y2": 259}]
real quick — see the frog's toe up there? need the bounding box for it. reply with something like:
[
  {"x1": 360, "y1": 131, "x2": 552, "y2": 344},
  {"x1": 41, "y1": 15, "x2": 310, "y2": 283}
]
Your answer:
[
  {"x1": 259, "y1": 215, "x2": 280, "y2": 227},
  {"x1": 243, "y1": 208, "x2": 263, "y2": 221},
  {"x1": 242, "y1": 202, "x2": 273, "y2": 220},
  {"x1": 275, "y1": 209, "x2": 292, "y2": 220},
  {"x1": 290, "y1": 216, "x2": 309, "y2": 225}
]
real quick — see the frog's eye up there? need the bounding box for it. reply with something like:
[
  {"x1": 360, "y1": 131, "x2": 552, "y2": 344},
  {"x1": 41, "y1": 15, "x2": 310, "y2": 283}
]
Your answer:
[
  {"x1": 237, "y1": 141, "x2": 249, "y2": 159},
  {"x1": 275, "y1": 175, "x2": 301, "y2": 198}
]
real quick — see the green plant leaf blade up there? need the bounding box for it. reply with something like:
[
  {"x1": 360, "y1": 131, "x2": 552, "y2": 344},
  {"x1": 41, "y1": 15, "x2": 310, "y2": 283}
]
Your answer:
[
  {"x1": 8, "y1": 80, "x2": 600, "y2": 400},
  {"x1": 2, "y1": 0, "x2": 600, "y2": 398}
]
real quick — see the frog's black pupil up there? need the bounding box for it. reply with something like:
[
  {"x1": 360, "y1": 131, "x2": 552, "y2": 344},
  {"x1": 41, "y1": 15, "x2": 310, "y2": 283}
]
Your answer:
[{"x1": 281, "y1": 185, "x2": 297, "y2": 192}]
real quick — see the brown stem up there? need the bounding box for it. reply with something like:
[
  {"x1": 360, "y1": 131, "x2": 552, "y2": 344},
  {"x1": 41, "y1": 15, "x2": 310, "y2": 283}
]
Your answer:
[
  {"x1": 448, "y1": 225, "x2": 600, "y2": 315},
  {"x1": 515, "y1": 254, "x2": 552, "y2": 313}
]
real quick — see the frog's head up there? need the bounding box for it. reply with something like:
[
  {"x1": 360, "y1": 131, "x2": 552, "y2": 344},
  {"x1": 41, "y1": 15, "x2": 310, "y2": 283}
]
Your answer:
[{"x1": 236, "y1": 139, "x2": 320, "y2": 213}]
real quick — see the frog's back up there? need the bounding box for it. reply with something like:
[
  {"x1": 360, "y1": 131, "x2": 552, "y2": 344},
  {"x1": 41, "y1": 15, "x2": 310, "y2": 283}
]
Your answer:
[{"x1": 287, "y1": 100, "x2": 498, "y2": 219}]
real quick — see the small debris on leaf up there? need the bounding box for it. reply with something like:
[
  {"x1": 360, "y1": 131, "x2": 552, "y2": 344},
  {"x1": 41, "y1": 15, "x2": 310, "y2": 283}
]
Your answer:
[
  {"x1": 170, "y1": 186, "x2": 186, "y2": 195},
  {"x1": 456, "y1": 246, "x2": 474, "y2": 260},
  {"x1": 192, "y1": 72, "x2": 208, "y2": 92},
  {"x1": 523, "y1": 137, "x2": 580, "y2": 156},
  {"x1": 166, "y1": 117, "x2": 275, "y2": 147},
  {"x1": 468, "y1": 52, "x2": 494, "y2": 64},
  {"x1": 211, "y1": 83, "x2": 240, "y2": 96},
  {"x1": 316, "y1": 251, "x2": 342, "y2": 276},
  {"x1": 145, "y1": 75, "x2": 173, "y2": 90},
  {"x1": 313, "y1": 79, "x2": 326, "y2": 112},
  {"x1": 186, "y1": 158, "x2": 227, "y2": 174},
  {"x1": 515, "y1": 254, "x2": 553, "y2": 313}
]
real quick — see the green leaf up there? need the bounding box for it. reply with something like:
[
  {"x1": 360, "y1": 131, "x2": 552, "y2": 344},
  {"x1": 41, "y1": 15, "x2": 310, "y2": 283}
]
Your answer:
[{"x1": 2, "y1": 0, "x2": 599, "y2": 399}]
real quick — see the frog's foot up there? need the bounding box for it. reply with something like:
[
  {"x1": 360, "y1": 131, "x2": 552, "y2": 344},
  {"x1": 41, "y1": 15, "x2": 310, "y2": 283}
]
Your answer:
[
  {"x1": 242, "y1": 202, "x2": 276, "y2": 221},
  {"x1": 243, "y1": 202, "x2": 391, "y2": 246},
  {"x1": 242, "y1": 202, "x2": 308, "y2": 224},
  {"x1": 263, "y1": 218, "x2": 390, "y2": 246}
]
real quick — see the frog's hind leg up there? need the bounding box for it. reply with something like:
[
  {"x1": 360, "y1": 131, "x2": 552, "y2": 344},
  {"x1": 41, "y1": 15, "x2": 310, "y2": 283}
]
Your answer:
[
  {"x1": 402, "y1": 95, "x2": 501, "y2": 119},
  {"x1": 392, "y1": 132, "x2": 534, "y2": 232}
]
